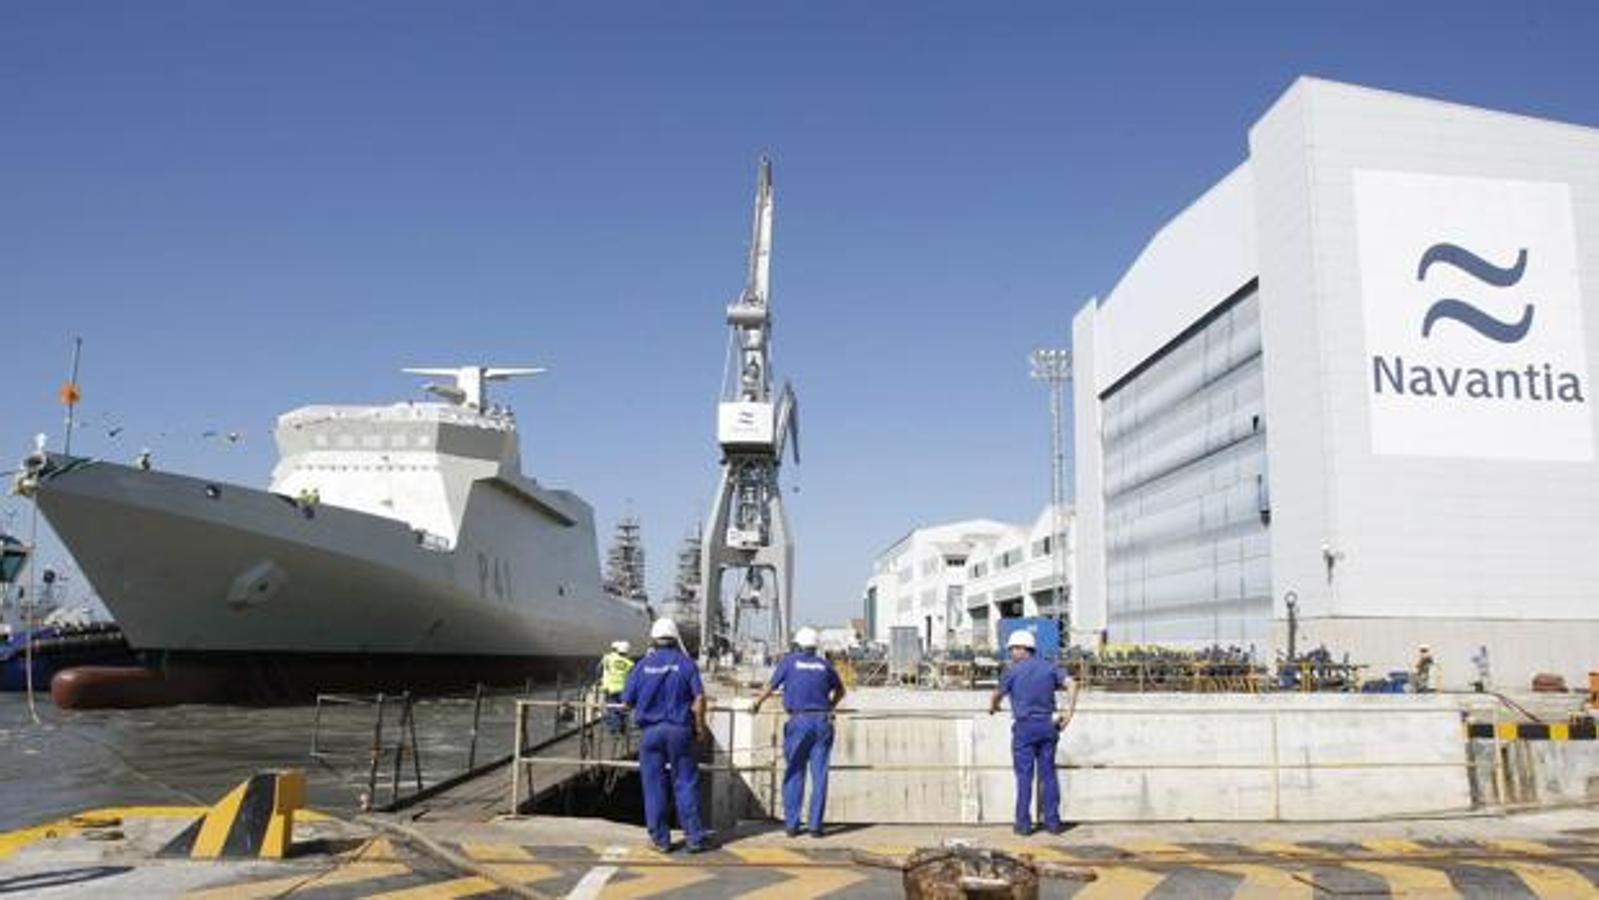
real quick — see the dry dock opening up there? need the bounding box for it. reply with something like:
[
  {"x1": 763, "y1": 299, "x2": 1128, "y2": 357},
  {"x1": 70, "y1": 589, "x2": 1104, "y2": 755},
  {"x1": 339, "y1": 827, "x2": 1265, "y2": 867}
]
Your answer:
[{"x1": 463, "y1": 686, "x2": 1599, "y2": 832}]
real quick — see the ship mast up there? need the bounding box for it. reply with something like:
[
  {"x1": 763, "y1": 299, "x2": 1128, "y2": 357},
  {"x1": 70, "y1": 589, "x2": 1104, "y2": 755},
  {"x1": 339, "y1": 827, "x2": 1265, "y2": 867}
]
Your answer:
[
  {"x1": 403, "y1": 366, "x2": 545, "y2": 411},
  {"x1": 674, "y1": 530, "x2": 703, "y2": 608},
  {"x1": 603, "y1": 517, "x2": 650, "y2": 609}
]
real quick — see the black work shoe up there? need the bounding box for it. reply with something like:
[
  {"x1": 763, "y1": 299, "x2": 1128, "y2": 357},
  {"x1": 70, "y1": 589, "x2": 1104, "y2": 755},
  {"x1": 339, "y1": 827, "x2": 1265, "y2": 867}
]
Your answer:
[
  {"x1": 685, "y1": 842, "x2": 709, "y2": 854},
  {"x1": 785, "y1": 826, "x2": 802, "y2": 838},
  {"x1": 1012, "y1": 825, "x2": 1033, "y2": 837},
  {"x1": 808, "y1": 828, "x2": 825, "y2": 839},
  {"x1": 1045, "y1": 823, "x2": 1068, "y2": 835},
  {"x1": 651, "y1": 841, "x2": 672, "y2": 854}
]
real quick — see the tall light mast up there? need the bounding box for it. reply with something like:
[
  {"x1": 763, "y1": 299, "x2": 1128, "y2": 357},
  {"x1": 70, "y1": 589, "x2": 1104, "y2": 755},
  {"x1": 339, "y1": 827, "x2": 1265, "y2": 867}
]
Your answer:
[
  {"x1": 698, "y1": 157, "x2": 799, "y2": 664},
  {"x1": 1030, "y1": 347, "x2": 1071, "y2": 632}
]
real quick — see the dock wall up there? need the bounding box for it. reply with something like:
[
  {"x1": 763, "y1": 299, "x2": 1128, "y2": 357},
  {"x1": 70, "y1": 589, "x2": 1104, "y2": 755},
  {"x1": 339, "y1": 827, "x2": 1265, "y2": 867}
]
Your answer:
[{"x1": 707, "y1": 688, "x2": 1472, "y2": 825}]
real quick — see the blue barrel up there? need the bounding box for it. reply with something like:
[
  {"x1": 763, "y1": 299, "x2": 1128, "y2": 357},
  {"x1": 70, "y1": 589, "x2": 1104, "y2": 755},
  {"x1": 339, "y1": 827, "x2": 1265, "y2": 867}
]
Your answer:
[{"x1": 996, "y1": 617, "x2": 1062, "y2": 660}]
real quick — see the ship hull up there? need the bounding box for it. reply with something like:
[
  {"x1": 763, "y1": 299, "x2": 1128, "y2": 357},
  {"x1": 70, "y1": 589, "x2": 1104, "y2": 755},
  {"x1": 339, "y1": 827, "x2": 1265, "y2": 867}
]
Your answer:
[
  {"x1": 50, "y1": 651, "x2": 594, "y2": 708},
  {"x1": 33, "y1": 458, "x2": 648, "y2": 704}
]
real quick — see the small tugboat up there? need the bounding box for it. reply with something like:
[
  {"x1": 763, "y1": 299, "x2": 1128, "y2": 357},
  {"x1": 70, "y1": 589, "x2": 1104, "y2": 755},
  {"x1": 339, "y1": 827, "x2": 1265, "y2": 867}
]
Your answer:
[
  {"x1": 0, "y1": 620, "x2": 135, "y2": 692},
  {"x1": 0, "y1": 534, "x2": 134, "y2": 691}
]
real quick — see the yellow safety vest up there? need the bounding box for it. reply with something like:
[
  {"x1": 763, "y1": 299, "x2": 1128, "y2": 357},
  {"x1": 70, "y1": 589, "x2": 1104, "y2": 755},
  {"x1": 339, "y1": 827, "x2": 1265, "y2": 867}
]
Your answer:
[{"x1": 601, "y1": 652, "x2": 634, "y2": 693}]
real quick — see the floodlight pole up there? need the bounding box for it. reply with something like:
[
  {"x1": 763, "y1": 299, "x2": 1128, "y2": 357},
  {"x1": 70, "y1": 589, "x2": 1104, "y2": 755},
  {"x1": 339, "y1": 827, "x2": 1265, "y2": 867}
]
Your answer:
[{"x1": 1029, "y1": 348, "x2": 1071, "y2": 639}]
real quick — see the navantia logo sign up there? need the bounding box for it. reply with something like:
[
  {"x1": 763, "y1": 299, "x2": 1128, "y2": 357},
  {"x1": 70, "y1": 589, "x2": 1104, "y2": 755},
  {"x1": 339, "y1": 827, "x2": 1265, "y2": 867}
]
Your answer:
[
  {"x1": 1416, "y1": 243, "x2": 1533, "y2": 342},
  {"x1": 1354, "y1": 170, "x2": 1592, "y2": 461}
]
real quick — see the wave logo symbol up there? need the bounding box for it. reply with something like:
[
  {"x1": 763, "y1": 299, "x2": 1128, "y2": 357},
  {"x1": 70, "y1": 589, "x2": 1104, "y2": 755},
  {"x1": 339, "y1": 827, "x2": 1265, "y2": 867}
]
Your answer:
[{"x1": 1416, "y1": 243, "x2": 1534, "y2": 343}]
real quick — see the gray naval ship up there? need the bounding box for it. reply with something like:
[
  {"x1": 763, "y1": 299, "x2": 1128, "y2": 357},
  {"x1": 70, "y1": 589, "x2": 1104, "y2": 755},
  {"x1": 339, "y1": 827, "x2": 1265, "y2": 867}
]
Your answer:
[{"x1": 15, "y1": 366, "x2": 648, "y2": 707}]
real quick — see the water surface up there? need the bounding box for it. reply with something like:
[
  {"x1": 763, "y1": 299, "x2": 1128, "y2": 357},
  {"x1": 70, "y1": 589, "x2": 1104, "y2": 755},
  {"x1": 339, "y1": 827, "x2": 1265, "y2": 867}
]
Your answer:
[{"x1": 0, "y1": 687, "x2": 563, "y2": 831}]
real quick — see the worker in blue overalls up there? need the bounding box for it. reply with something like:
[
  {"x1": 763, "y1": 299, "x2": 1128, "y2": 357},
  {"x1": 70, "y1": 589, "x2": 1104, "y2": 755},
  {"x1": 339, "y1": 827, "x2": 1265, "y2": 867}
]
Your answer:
[
  {"x1": 620, "y1": 617, "x2": 709, "y2": 853},
  {"x1": 989, "y1": 628, "x2": 1080, "y2": 835},
  {"x1": 751, "y1": 626, "x2": 846, "y2": 837}
]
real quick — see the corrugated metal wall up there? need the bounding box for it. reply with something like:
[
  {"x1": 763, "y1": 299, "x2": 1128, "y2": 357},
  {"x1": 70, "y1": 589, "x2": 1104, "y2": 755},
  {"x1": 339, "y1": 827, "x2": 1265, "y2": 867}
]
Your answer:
[{"x1": 1102, "y1": 287, "x2": 1271, "y2": 646}]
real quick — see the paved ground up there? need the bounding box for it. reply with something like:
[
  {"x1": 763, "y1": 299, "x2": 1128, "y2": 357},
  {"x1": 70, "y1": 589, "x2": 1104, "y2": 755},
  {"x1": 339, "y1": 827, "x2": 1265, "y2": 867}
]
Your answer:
[{"x1": 5, "y1": 808, "x2": 1599, "y2": 897}]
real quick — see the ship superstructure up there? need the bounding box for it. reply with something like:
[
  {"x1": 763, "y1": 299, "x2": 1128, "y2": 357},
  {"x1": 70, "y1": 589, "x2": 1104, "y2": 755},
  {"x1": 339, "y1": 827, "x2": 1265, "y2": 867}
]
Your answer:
[
  {"x1": 268, "y1": 367, "x2": 547, "y2": 550},
  {"x1": 603, "y1": 517, "x2": 649, "y2": 609},
  {"x1": 658, "y1": 529, "x2": 703, "y2": 655}
]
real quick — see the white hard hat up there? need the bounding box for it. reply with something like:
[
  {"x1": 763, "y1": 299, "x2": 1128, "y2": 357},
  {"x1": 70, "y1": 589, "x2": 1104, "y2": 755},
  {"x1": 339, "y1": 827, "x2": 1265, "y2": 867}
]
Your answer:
[
  {"x1": 1418, "y1": 644, "x2": 1431, "y2": 653},
  {"x1": 1007, "y1": 629, "x2": 1037, "y2": 650},
  {"x1": 650, "y1": 617, "x2": 681, "y2": 642},
  {"x1": 611, "y1": 640, "x2": 631, "y2": 654},
  {"x1": 793, "y1": 627, "x2": 819, "y2": 648}
]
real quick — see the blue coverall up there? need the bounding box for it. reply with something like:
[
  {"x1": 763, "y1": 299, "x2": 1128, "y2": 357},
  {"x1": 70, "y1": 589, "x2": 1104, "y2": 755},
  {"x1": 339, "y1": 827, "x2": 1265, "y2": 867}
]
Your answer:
[
  {"x1": 620, "y1": 644, "x2": 707, "y2": 850},
  {"x1": 998, "y1": 654, "x2": 1070, "y2": 832},
  {"x1": 768, "y1": 650, "x2": 844, "y2": 833}
]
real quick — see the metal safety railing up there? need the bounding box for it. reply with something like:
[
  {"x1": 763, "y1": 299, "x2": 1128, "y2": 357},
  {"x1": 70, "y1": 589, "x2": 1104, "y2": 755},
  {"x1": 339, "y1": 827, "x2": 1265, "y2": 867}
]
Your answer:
[
  {"x1": 507, "y1": 681, "x2": 641, "y2": 815},
  {"x1": 310, "y1": 682, "x2": 541, "y2": 812},
  {"x1": 844, "y1": 650, "x2": 1384, "y2": 694},
  {"x1": 310, "y1": 691, "x2": 425, "y2": 811},
  {"x1": 504, "y1": 697, "x2": 1481, "y2": 822}
]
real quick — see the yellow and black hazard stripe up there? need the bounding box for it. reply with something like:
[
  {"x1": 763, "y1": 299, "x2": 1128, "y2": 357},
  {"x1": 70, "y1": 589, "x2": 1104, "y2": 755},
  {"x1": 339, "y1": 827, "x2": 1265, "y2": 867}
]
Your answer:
[
  {"x1": 159, "y1": 769, "x2": 305, "y2": 860},
  {"x1": 1466, "y1": 719, "x2": 1598, "y2": 741}
]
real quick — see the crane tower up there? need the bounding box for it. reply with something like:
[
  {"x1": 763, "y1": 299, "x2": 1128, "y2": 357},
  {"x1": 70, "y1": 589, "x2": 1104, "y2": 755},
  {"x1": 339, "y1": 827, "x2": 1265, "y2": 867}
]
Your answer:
[{"x1": 698, "y1": 157, "x2": 799, "y2": 664}]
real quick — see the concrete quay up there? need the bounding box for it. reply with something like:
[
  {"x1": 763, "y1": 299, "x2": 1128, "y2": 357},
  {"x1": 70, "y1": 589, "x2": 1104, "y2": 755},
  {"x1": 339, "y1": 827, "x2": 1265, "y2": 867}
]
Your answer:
[
  {"x1": 6, "y1": 802, "x2": 1599, "y2": 898},
  {"x1": 5, "y1": 688, "x2": 1596, "y2": 897}
]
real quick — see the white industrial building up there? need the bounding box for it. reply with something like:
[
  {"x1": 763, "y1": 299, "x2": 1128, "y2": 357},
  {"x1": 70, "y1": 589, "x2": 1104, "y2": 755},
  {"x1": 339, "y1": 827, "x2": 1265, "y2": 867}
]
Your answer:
[
  {"x1": 1071, "y1": 77, "x2": 1599, "y2": 689},
  {"x1": 863, "y1": 506, "x2": 1072, "y2": 651}
]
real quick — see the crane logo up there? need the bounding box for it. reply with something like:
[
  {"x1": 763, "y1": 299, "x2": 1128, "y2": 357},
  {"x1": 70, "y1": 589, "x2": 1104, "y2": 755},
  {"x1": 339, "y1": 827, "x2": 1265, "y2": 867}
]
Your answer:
[{"x1": 1354, "y1": 170, "x2": 1590, "y2": 461}]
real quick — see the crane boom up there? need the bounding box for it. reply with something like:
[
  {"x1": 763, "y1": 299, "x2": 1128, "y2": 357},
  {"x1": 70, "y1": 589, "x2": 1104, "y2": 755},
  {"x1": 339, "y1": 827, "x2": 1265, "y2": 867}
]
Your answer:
[{"x1": 746, "y1": 156, "x2": 774, "y2": 308}]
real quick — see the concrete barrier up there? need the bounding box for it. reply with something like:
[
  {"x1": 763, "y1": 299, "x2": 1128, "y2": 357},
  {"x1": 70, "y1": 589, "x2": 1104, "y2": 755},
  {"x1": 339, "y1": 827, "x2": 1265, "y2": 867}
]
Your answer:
[
  {"x1": 158, "y1": 769, "x2": 305, "y2": 859},
  {"x1": 711, "y1": 689, "x2": 1472, "y2": 824},
  {"x1": 1469, "y1": 734, "x2": 1599, "y2": 807}
]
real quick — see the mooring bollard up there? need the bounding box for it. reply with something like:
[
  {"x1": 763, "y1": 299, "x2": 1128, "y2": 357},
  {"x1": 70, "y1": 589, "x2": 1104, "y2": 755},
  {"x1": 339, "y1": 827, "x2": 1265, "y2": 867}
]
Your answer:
[
  {"x1": 903, "y1": 847, "x2": 1039, "y2": 900},
  {"x1": 855, "y1": 843, "x2": 1095, "y2": 900}
]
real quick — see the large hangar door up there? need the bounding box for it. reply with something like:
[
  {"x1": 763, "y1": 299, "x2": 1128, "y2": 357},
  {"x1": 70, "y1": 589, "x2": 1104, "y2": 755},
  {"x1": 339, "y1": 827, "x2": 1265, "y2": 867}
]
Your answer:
[{"x1": 1100, "y1": 286, "x2": 1272, "y2": 647}]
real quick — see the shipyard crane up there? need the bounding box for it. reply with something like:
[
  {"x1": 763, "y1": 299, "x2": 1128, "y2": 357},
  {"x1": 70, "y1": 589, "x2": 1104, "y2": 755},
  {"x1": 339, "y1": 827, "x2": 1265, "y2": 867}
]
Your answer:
[{"x1": 698, "y1": 157, "x2": 800, "y2": 665}]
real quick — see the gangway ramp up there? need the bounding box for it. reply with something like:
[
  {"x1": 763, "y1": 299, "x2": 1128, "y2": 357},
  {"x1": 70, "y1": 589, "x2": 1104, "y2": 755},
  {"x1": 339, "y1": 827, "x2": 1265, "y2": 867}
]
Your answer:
[{"x1": 386, "y1": 698, "x2": 639, "y2": 823}]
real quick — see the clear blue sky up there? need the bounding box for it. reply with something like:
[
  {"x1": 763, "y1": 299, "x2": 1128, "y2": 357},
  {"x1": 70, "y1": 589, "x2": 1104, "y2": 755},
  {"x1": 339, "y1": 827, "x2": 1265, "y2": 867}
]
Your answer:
[{"x1": 3, "y1": 2, "x2": 1595, "y2": 624}]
